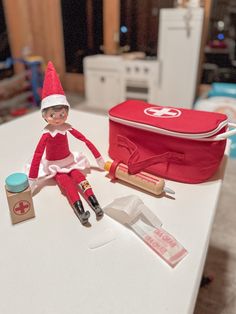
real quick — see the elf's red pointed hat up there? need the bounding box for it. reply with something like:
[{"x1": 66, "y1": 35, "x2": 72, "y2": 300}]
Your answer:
[{"x1": 41, "y1": 61, "x2": 70, "y2": 111}]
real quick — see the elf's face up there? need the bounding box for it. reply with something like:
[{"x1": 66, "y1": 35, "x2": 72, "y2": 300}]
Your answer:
[{"x1": 44, "y1": 107, "x2": 68, "y2": 126}]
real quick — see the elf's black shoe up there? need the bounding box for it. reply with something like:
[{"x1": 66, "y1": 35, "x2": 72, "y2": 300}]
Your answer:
[
  {"x1": 87, "y1": 195, "x2": 103, "y2": 217},
  {"x1": 73, "y1": 200, "x2": 90, "y2": 225}
]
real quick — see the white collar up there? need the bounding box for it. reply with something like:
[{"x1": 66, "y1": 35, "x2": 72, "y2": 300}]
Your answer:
[{"x1": 43, "y1": 123, "x2": 72, "y2": 137}]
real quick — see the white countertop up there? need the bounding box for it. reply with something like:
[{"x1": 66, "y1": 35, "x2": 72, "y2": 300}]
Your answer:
[{"x1": 0, "y1": 109, "x2": 227, "y2": 314}]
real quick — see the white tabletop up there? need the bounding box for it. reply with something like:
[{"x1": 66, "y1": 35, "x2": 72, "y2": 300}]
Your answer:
[{"x1": 0, "y1": 109, "x2": 227, "y2": 314}]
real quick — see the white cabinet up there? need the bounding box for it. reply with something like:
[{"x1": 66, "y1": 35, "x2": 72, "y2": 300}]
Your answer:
[
  {"x1": 84, "y1": 55, "x2": 124, "y2": 110},
  {"x1": 85, "y1": 71, "x2": 122, "y2": 109},
  {"x1": 157, "y1": 8, "x2": 204, "y2": 108}
]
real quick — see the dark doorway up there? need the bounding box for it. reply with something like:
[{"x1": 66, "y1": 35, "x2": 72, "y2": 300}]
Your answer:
[
  {"x1": 120, "y1": 0, "x2": 174, "y2": 57},
  {"x1": 61, "y1": 0, "x2": 103, "y2": 74}
]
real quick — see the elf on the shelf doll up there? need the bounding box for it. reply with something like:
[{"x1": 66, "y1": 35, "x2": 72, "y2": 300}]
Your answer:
[{"x1": 28, "y1": 61, "x2": 105, "y2": 225}]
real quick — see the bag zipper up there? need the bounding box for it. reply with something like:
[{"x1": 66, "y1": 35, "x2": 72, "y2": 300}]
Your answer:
[{"x1": 109, "y1": 115, "x2": 228, "y2": 140}]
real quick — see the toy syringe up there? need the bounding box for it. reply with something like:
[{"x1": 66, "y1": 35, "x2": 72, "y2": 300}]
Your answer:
[{"x1": 104, "y1": 161, "x2": 175, "y2": 196}]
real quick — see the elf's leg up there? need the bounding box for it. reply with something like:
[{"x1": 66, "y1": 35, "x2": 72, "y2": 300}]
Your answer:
[
  {"x1": 70, "y1": 169, "x2": 103, "y2": 217},
  {"x1": 54, "y1": 172, "x2": 90, "y2": 224}
]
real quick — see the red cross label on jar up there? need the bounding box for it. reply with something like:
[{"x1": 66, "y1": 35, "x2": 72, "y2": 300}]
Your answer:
[
  {"x1": 144, "y1": 107, "x2": 181, "y2": 118},
  {"x1": 13, "y1": 200, "x2": 30, "y2": 215}
]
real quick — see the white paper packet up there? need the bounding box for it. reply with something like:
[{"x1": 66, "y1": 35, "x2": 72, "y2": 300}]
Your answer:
[
  {"x1": 104, "y1": 195, "x2": 187, "y2": 267},
  {"x1": 104, "y1": 195, "x2": 162, "y2": 228}
]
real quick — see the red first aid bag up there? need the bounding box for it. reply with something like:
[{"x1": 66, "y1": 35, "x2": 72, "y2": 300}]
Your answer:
[{"x1": 108, "y1": 100, "x2": 236, "y2": 183}]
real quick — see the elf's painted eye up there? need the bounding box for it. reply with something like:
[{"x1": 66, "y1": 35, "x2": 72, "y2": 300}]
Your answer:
[
  {"x1": 50, "y1": 113, "x2": 56, "y2": 118},
  {"x1": 60, "y1": 112, "x2": 65, "y2": 118}
]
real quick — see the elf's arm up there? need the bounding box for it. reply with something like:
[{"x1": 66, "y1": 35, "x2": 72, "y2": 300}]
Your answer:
[
  {"x1": 29, "y1": 133, "x2": 49, "y2": 179},
  {"x1": 69, "y1": 128, "x2": 105, "y2": 169}
]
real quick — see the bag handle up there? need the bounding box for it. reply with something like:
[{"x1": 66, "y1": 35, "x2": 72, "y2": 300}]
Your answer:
[
  {"x1": 117, "y1": 135, "x2": 185, "y2": 174},
  {"x1": 211, "y1": 123, "x2": 236, "y2": 141}
]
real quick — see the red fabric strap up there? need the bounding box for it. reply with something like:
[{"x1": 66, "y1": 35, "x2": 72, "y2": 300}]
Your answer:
[{"x1": 109, "y1": 160, "x2": 120, "y2": 180}]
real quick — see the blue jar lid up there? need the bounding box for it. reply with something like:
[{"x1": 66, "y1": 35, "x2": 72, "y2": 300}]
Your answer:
[{"x1": 5, "y1": 173, "x2": 29, "y2": 193}]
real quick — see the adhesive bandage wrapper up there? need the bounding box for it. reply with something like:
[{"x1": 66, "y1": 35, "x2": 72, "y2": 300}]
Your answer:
[
  {"x1": 130, "y1": 220, "x2": 187, "y2": 267},
  {"x1": 104, "y1": 195, "x2": 187, "y2": 267}
]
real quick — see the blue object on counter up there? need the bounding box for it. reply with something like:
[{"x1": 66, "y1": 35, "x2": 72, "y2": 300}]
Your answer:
[
  {"x1": 230, "y1": 131, "x2": 236, "y2": 159},
  {"x1": 208, "y1": 83, "x2": 236, "y2": 98},
  {"x1": 5, "y1": 173, "x2": 29, "y2": 193}
]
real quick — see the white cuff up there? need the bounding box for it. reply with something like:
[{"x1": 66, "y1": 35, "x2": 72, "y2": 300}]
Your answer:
[{"x1": 96, "y1": 156, "x2": 105, "y2": 170}]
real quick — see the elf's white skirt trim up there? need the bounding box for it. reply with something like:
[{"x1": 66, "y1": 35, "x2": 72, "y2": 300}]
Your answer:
[
  {"x1": 26, "y1": 152, "x2": 90, "y2": 181},
  {"x1": 42, "y1": 152, "x2": 90, "y2": 179}
]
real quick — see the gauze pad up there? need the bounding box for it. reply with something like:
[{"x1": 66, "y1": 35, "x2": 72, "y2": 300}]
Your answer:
[{"x1": 104, "y1": 195, "x2": 162, "y2": 227}]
